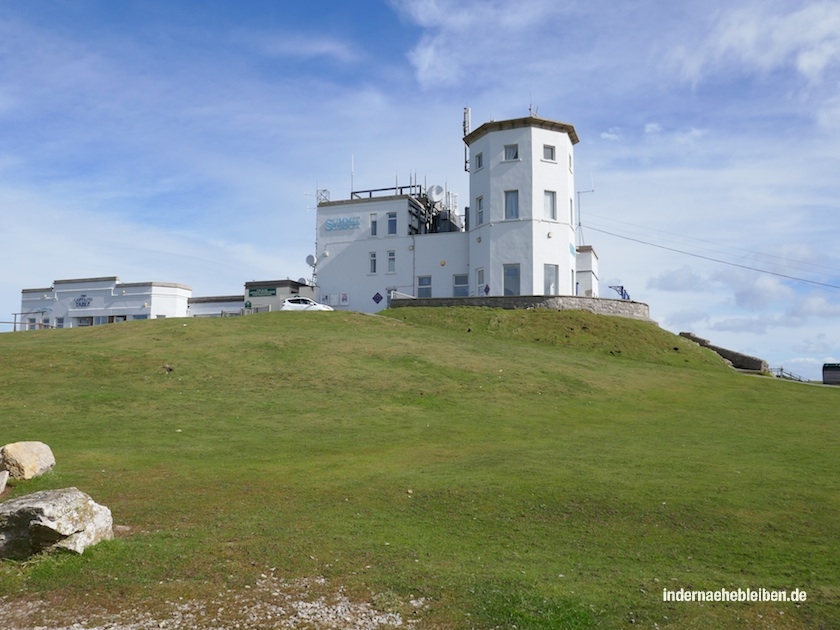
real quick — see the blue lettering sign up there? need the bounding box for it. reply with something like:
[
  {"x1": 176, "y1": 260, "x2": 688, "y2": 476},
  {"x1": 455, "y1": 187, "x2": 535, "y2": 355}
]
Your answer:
[
  {"x1": 325, "y1": 217, "x2": 361, "y2": 231},
  {"x1": 74, "y1": 295, "x2": 93, "y2": 308}
]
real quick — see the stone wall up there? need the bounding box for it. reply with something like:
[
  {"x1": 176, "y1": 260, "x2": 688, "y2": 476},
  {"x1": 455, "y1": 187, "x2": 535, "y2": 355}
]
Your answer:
[
  {"x1": 679, "y1": 332, "x2": 769, "y2": 372},
  {"x1": 389, "y1": 295, "x2": 651, "y2": 321}
]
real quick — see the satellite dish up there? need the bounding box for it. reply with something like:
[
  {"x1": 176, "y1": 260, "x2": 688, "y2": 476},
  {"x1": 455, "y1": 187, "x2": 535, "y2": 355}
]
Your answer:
[
  {"x1": 306, "y1": 254, "x2": 316, "y2": 267},
  {"x1": 298, "y1": 277, "x2": 307, "y2": 285},
  {"x1": 428, "y1": 184, "x2": 445, "y2": 203}
]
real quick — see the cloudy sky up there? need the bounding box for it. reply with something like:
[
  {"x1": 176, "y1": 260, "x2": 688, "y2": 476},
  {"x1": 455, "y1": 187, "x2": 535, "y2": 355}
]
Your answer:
[{"x1": 1, "y1": 0, "x2": 839, "y2": 380}]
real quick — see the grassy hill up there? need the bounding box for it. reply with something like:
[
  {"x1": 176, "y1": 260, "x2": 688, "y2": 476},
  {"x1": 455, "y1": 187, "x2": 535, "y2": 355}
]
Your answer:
[{"x1": 0, "y1": 308, "x2": 837, "y2": 629}]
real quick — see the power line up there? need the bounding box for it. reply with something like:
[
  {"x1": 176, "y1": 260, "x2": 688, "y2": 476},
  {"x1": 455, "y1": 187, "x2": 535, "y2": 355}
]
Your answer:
[
  {"x1": 584, "y1": 224, "x2": 840, "y2": 291},
  {"x1": 585, "y1": 212, "x2": 840, "y2": 277}
]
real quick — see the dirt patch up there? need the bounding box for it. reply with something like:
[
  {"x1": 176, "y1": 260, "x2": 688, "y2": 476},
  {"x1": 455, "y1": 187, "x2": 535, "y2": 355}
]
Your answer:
[{"x1": 0, "y1": 572, "x2": 428, "y2": 629}]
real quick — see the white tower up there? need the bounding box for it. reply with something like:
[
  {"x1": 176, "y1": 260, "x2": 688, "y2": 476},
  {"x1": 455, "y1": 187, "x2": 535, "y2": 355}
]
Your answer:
[{"x1": 464, "y1": 115, "x2": 579, "y2": 297}]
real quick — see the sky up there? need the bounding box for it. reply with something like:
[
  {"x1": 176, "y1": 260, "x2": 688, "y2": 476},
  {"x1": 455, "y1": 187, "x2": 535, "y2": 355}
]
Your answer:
[{"x1": 1, "y1": 0, "x2": 839, "y2": 381}]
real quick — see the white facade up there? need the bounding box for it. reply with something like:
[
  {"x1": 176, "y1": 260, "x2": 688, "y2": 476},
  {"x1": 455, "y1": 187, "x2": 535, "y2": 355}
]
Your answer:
[
  {"x1": 315, "y1": 114, "x2": 599, "y2": 312},
  {"x1": 19, "y1": 277, "x2": 191, "y2": 330}
]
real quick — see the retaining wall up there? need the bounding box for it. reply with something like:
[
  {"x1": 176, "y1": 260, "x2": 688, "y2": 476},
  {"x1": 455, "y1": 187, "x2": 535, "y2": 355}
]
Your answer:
[
  {"x1": 389, "y1": 295, "x2": 651, "y2": 321},
  {"x1": 679, "y1": 332, "x2": 769, "y2": 372}
]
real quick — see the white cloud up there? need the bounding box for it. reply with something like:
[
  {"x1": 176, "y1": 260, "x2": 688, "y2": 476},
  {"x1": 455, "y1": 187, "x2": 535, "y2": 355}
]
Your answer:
[
  {"x1": 672, "y1": 2, "x2": 840, "y2": 84},
  {"x1": 788, "y1": 295, "x2": 840, "y2": 318},
  {"x1": 665, "y1": 310, "x2": 710, "y2": 328},
  {"x1": 793, "y1": 332, "x2": 832, "y2": 354},
  {"x1": 600, "y1": 128, "x2": 621, "y2": 141},
  {"x1": 647, "y1": 265, "x2": 707, "y2": 292},
  {"x1": 234, "y1": 31, "x2": 360, "y2": 63}
]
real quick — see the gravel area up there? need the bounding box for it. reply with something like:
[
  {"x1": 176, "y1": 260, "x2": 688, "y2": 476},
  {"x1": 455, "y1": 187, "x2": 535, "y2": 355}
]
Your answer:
[{"x1": 0, "y1": 573, "x2": 428, "y2": 629}]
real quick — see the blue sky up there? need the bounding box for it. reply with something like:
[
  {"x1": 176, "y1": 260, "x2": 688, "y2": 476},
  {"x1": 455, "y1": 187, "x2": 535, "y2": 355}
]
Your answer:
[{"x1": 2, "y1": 0, "x2": 839, "y2": 380}]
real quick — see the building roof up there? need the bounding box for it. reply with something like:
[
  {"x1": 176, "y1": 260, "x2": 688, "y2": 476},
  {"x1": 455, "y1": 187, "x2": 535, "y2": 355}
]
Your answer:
[
  {"x1": 464, "y1": 115, "x2": 579, "y2": 146},
  {"x1": 188, "y1": 295, "x2": 244, "y2": 304}
]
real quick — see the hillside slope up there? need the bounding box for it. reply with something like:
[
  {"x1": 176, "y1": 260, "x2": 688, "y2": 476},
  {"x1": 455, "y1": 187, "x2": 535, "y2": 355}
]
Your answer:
[{"x1": 0, "y1": 309, "x2": 837, "y2": 629}]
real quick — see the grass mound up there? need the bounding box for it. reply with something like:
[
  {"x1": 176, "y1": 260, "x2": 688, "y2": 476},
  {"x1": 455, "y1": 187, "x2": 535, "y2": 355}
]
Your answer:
[{"x1": 0, "y1": 309, "x2": 837, "y2": 628}]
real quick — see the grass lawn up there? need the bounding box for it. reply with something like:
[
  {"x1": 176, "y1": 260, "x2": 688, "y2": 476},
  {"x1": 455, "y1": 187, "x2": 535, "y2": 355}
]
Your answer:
[{"x1": 0, "y1": 307, "x2": 837, "y2": 628}]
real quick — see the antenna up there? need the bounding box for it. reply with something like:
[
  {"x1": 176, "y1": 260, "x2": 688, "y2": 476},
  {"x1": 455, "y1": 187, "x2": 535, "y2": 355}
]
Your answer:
[
  {"x1": 463, "y1": 107, "x2": 471, "y2": 172},
  {"x1": 575, "y1": 175, "x2": 595, "y2": 247}
]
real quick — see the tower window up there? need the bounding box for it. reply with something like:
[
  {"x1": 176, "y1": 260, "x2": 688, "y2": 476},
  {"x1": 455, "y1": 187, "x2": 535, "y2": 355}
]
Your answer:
[
  {"x1": 544, "y1": 190, "x2": 557, "y2": 220},
  {"x1": 504, "y1": 190, "x2": 519, "y2": 220},
  {"x1": 543, "y1": 145, "x2": 556, "y2": 161}
]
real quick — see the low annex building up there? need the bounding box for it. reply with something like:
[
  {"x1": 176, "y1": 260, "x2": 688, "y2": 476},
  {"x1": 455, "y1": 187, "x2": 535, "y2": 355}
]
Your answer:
[
  {"x1": 18, "y1": 277, "x2": 316, "y2": 329},
  {"x1": 19, "y1": 276, "x2": 191, "y2": 330}
]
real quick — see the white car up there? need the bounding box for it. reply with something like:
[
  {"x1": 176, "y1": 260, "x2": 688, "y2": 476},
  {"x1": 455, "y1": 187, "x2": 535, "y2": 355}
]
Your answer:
[{"x1": 279, "y1": 297, "x2": 334, "y2": 311}]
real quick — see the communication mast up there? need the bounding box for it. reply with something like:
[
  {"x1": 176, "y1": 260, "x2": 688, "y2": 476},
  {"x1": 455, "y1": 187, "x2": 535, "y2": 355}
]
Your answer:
[{"x1": 463, "y1": 107, "x2": 471, "y2": 172}]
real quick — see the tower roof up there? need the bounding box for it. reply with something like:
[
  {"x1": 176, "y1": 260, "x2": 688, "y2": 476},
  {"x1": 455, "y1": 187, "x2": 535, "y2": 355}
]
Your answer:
[{"x1": 463, "y1": 115, "x2": 579, "y2": 146}]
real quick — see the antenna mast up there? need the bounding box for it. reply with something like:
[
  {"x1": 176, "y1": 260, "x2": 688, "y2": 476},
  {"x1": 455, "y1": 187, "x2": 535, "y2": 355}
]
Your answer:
[
  {"x1": 463, "y1": 107, "x2": 471, "y2": 172},
  {"x1": 575, "y1": 181, "x2": 595, "y2": 247}
]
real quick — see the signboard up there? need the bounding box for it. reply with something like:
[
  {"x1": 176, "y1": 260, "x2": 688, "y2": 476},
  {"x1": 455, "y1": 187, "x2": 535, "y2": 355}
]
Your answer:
[
  {"x1": 325, "y1": 217, "x2": 361, "y2": 231},
  {"x1": 73, "y1": 295, "x2": 93, "y2": 308},
  {"x1": 248, "y1": 288, "x2": 277, "y2": 297}
]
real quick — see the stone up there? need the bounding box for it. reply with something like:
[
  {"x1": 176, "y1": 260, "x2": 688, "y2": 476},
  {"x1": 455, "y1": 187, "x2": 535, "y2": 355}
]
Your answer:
[
  {"x1": 0, "y1": 471, "x2": 8, "y2": 495},
  {"x1": 0, "y1": 441, "x2": 56, "y2": 480},
  {"x1": 0, "y1": 487, "x2": 113, "y2": 559}
]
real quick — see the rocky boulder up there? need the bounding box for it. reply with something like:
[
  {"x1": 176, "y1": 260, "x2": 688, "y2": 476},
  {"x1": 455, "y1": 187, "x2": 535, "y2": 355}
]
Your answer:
[
  {"x1": 0, "y1": 471, "x2": 8, "y2": 495},
  {"x1": 0, "y1": 441, "x2": 56, "y2": 480},
  {"x1": 0, "y1": 487, "x2": 113, "y2": 559}
]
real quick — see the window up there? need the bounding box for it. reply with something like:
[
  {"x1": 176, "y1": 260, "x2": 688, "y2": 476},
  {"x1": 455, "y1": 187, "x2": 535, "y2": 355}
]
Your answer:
[
  {"x1": 504, "y1": 144, "x2": 519, "y2": 160},
  {"x1": 417, "y1": 276, "x2": 432, "y2": 298},
  {"x1": 370, "y1": 214, "x2": 378, "y2": 236},
  {"x1": 544, "y1": 190, "x2": 557, "y2": 220},
  {"x1": 369, "y1": 251, "x2": 377, "y2": 274},
  {"x1": 55, "y1": 317, "x2": 64, "y2": 329},
  {"x1": 504, "y1": 190, "x2": 519, "y2": 220},
  {"x1": 387, "y1": 212, "x2": 397, "y2": 235},
  {"x1": 27, "y1": 317, "x2": 36, "y2": 330},
  {"x1": 476, "y1": 196, "x2": 484, "y2": 225},
  {"x1": 77, "y1": 317, "x2": 92, "y2": 327},
  {"x1": 474, "y1": 152, "x2": 483, "y2": 170},
  {"x1": 503, "y1": 264, "x2": 520, "y2": 296},
  {"x1": 43, "y1": 318, "x2": 50, "y2": 328},
  {"x1": 387, "y1": 250, "x2": 396, "y2": 273},
  {"x1": 453, "y1": 274, "x2": 469, "y2": 297},
  {"x1": 543, "y1": 144, "x2": 556, "y2": 161},
  {"x1": 569, "y1": 154, "x2": 573, "y2": 171},
  {"x1": 476, "y1": 268, "x2": 485, "y2": 295},
  {"x1": 570, "y1": 198, "x2": 574, "y2": 224},
  {"x1": 544, "y1": 264, "x2": 559, "y2": 295}
]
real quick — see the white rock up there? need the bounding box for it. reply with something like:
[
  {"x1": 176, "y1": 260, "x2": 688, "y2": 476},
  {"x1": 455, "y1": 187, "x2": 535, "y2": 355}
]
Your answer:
[
  {"x1": 0, "y1": 487, "x2": 113, "y2": 559},
  {"x1": 0, "y1": 471, "x2": 7, "y2": 495},
  {"x1": 0, "y1": 441, "x2": 56, "y2": 480}
]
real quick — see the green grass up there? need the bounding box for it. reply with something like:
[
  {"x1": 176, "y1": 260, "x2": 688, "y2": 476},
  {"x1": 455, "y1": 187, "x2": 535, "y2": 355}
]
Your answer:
[{"x1": 0, "y1": 307, "x2": 838, "y2": 628}]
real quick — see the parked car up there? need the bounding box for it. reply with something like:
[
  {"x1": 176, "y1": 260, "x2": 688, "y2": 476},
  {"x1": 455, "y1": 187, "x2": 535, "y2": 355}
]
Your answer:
[{"x1": 279, "y1": 297, "x2": 334, "y2": 311}]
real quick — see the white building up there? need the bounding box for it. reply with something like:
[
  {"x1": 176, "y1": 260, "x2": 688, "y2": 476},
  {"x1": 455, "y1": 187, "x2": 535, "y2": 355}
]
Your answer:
[
  {"x1": 18, "y1": 277, "x2": 318, "y2": 328},
  {"x1": 315, "y1": 114, "x2": 599, "y2": 312},
  {"x1": 19, "y1": 276, "x2": 191, "y2": 330}
]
